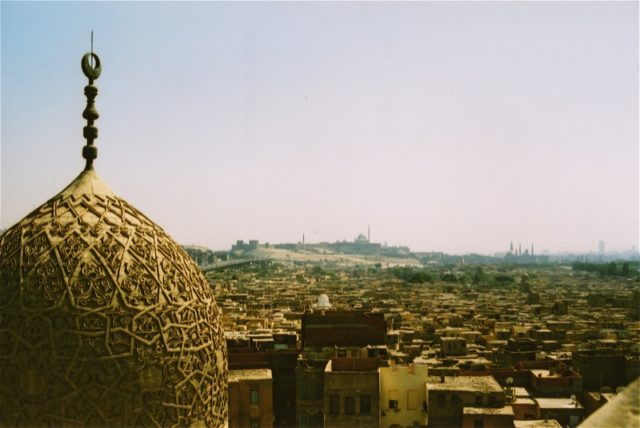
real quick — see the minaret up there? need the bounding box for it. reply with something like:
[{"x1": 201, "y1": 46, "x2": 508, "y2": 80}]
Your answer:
[
  {"x1": 519, "y1": 243, "x2": 522, "y2": 256},
  {"x1": 368, "y1": 224, "x2": 370, "y2": 243},
  {"x1": 510, "y1": 242, "x2": 514, "y2": 253},
  {"x1": 531, "y1": 243, "x2": 534, "y2": 256}
]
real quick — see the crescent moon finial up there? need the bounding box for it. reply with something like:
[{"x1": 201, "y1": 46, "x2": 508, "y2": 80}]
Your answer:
[{"x1": 81, "y1": 47, "x2": 101, "y2": 170}]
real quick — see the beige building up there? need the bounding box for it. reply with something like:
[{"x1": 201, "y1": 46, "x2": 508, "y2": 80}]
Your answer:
[
  {"x1": 379, "y1": 363, "x2": 429, "y2": 428},
  {"x1": 228, "y1": 369, "x2": 274, "y2": 428}
]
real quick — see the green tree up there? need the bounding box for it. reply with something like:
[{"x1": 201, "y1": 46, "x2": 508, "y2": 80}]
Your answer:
[
  {"x1": 472, "y1": 267, "x2": 486, "y2": 285},
  {"x1": 622, "y1": 262, "x2": 630, "y2": 276}
]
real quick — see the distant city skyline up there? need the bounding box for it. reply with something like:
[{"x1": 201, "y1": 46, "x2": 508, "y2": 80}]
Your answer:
[
  {"x1": 219, "y1": 234, "x2": 636, "y2": 257},
  {"x1": 1, "y1": 2, "x2": 638, "y2": 254}
]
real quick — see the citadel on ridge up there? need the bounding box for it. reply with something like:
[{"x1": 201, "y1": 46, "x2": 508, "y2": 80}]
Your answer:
[{"x1": 1, "y1": 49, "x2": 639, "y2": 428}]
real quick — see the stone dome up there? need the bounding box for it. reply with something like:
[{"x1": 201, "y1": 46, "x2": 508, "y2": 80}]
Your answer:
[{"x1": 0, "y1": 168, "x2": 228, "y2": 426}]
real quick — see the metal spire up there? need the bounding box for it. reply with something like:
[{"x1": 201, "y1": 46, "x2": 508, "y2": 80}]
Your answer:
[{"x1": 81, "y1": 32, "x2": 102, "y2": 171}]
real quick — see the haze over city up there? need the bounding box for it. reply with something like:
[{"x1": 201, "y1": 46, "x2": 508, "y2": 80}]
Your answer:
[{"x1": 1, "y1": 1, "x2": 638, "y2": 254}]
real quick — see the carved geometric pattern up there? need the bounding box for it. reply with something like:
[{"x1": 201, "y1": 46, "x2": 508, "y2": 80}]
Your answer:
[{"x1": 0, "y1": 170, "x2": 227, "y2": 427}]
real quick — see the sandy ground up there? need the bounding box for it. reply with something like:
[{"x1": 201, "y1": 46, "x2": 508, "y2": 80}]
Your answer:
[{"x1": 245, "y1": 246, "x2": 421, "y2": 267}]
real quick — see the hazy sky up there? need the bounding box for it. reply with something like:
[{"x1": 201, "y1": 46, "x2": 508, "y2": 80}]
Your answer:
[{"x1": 1, "y1": 1, "x2": 638, "y2": 254}]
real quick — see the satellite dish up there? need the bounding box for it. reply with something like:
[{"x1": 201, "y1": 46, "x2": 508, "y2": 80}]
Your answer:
[{"x1": 506, "y1": 377, "x2": 514, "y2": 385}]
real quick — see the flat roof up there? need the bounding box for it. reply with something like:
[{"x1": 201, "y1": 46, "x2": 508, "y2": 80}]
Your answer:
[
  {"x1": 427, "y1": 376, "x2": 503, "y2": 393},
  {"x1": 513, "y1": 387, "x2": 531, "y2": 397},
  {"x1": 463, "y1": 406, "x2": 514, "y2": 416},
  {"x1": 228, "y1": 368, "x2": 272, "y2": 382},
  {"x1": 512, "y1": 397, "x2": 537, "y2": 405},
  {"x1": 536, "y1": 398, "x2": 583, "y2": 409},
  {"x1": 513, "y1": 420, "x2": 562, "y2": 428},
  {"x1": 530, "y1": 369, "x2": 562, "y2": 378}
]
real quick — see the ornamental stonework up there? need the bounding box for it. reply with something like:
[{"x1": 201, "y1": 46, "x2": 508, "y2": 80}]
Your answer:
[{"x1": 0, "y1": 170, "x2": 228, "y2": 427}]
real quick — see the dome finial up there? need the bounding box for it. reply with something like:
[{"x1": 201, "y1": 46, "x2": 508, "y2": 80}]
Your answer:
[{"x1": 81, "y1": 31, "x2": 101, "y2": 171}]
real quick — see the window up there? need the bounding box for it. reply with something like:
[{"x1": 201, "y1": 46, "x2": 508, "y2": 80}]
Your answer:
[
  {"x1": 438, "y1": 393, "x2": 446, "y2": 407},
  {"x1": 407, "y1": 390, "x2": 418, "y2": 410},
  {"x1": 345, "y1": 396, "x2": 355, "y2": 415},
  {"x1": 300, "y1": 380, "x2": 309, "y2": 400},
  {"x1": 329, "y1": 394, "x2": 339, "y2": 415},
  {"x1": 250, "y1": 419, "x2": 259, "y2": 428},
  {"x1": 315, "y1": 381, "x2": 324, "y2": 400},
  {"x1": 474, "y1": 419, "x2": 484, "y2": 428},
  {"x1": 451, "y1": 394, "x2": 461, "y2": 408},
  {"x1": 360, "y1": 395, "x2": 372, "y2": 415},
  {"x1": 389, "y1": 389, "x2": 399, "y2": 410},
  {"x1": 475, "y1": 394, "x2": 483, "y2": 405},
  {"x1": 300, "y1": 412, "x2": 311, "y2": 427},
  {"x1": 488, "y1": 394, "x2": 496, "y2": 406},
  {"x1": 337, "y1": 349, "x2": 346, "y2": 357},
  {"x1": 250, "y1": 387, "x2": 259, "y2": 404}
]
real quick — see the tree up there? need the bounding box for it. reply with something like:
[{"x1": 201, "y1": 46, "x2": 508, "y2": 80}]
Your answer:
[
  {"x1": 622, "y1": 262, "x2": 630, "y2": 276},
  {"x1": 472, "y1": 267, "x2": 486, "y2": 285}
]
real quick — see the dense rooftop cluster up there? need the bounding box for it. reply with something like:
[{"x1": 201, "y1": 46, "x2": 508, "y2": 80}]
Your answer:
[{"x1": 201, "y1": 259, "x2": 640, "y2": 428}]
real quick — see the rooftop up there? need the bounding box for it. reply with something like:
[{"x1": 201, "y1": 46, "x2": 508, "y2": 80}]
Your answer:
[
  {"x1": 228, "y1": 368, "x2": 272, "y2": 382},
  {"x1": 512, "y1": 397, "x2": 537, "y2": 405},
  {"x1": 535, "y1": 397, "x2": 583, "y2": 410},
  {"x1": 513, "y1": 420, "x2": 562, "y2": 428},
  {"x1": 531, "y1": 369, "x2": 561, "y2": 378},
  {"x1": 513, "y1": 387, "x2": 531, "y2": 397},
  {"x1": 427, "y1": 375, "x2": 503, "y2": 393},
  {"x1": 463, "y1": 406, "x2": 514, "y2": 415}
]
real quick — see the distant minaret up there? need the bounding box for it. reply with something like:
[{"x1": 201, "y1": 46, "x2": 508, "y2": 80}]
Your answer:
[
  {"x1": 518, "y1": 243, "x2": 522, "y2": 256},
  {"x1": 302, "y1": 233, "x2": 305, "y2": 245},
  {"x1": 531, "y1": 243, "x2": 534, "y2": 256},
  {"x1": 510, "y1": 242, "x2": 514, "y2": 253},
  {"x1": 598, "y1": 240, "x2": 605, "y2": 255},
  {"x1": 368, "y1": 224, "x2": 370, "y2": 243}
]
